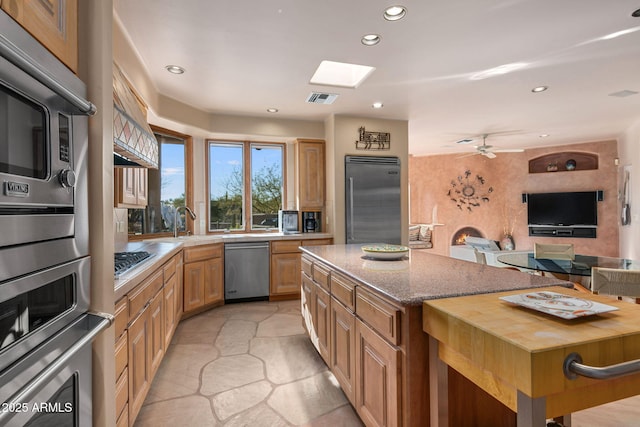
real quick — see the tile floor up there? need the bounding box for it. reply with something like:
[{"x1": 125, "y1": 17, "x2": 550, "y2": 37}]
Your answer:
[{"x1": 134, "y1": 299, "x2": 639, "y2": 427}]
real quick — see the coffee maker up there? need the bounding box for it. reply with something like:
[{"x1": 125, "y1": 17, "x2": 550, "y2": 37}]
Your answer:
[{"x1": 302, "y1": 211, "x2": 321, "y2": 233}]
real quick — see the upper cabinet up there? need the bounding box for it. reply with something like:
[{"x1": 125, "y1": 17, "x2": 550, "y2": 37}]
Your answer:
[
  {"x1": 114, "y1": 167, "x2": 148, "y2": 208},
  {"x1": 1, "y1": 0, "x2": 78, "y2": 73},
  {"x1": 295, "y1": 139, "x2": 325, "y2": 210}
]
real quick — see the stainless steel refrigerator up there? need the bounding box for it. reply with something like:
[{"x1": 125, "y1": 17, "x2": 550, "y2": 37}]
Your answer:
[{"x1": 345, "y1": 155, "x2": 401, "y2": 244}]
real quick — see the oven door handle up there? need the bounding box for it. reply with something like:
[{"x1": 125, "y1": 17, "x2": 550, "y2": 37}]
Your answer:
[
  {"x1": 0, "y1": 34, "x2": 97, "y2": 116},
  {"x1": 0, "y1": 312, "x2": 112, "y2": 419}
]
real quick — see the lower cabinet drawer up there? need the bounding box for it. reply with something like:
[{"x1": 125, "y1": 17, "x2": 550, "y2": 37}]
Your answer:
[
  {"x1": 115, "y1": 367, "x2": 129, "y2": 422},
  {"x1": 116, "y1": 403, "x2": 129, "y2": 427},
  {"x1": 301, "y1": 255, "x2": 313, "y2": 277},
  {"x1": 330, "y1": 271, "x2": 356, "y2": 311},
  {"x1": 355, "y1": 288, "x2": 401, "y2": 345},
  {"x1": 115, "y1": 331, "x2": 128, "y2": 381},
  {"x1": 312, "y1": 262, "x2": 330, "y2": 292}
]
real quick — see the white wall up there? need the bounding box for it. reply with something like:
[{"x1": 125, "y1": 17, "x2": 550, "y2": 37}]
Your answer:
[{"x1": 618, "y1": 119, "x2": 640, "y2": 259}]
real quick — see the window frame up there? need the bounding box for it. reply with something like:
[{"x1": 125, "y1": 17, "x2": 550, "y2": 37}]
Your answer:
[
  {"x1": 206, "y1": 139, "x2": 287, "y2": 234},
  {"x1": 127, "y1": 125, "x2": 193, "y2": 240}
]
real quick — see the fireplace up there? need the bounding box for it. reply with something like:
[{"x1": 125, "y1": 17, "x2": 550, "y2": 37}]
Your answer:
[{"x1": 451, "y1": 227, "x2": 484, "y2": 245}]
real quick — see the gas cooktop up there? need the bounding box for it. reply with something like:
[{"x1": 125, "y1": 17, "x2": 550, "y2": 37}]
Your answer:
[{"x1": 114, "y1": 251, "x2": 152, "y2": 278}]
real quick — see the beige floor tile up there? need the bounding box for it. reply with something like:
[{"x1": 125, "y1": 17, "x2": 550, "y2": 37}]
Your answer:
[
  {"x1": 250, "y1": 335, "x2": 328, "y2": 384},
  {"x1": 256, "y1": 312, "x2": 306, "y2": 337},
  {"x1": 300, "y1": 404, "x2": 364, "y2": 427},
  {"x1": 134, "y1": 395, "x2": 219, "y2": 427},
  {"x1": 222, "y1": 403, "x2": 290, "y2": 427},
  {"x1": 267, "y1": 371, "x2": 349, "y2": 425},
  {"x1": 145, "y1": 343, "x2": 220, "y2": 403},
  {"x1": 200, "y1": 354, "x2": 265, "y2": 396},
  {"x1": 215, "y1": 319, "x2": 258, "y2": 355},
  {"x1": 211, "y1": 380, "x2": 272, "y2": 421},
  {"x1": 172, "y1": 314, "x2": 226, "y2": 345}
]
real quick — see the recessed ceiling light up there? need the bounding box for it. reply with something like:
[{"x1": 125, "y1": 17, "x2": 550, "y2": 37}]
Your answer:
[
  {"x1": 165, "y1": 65, "x2": 185, "y2": 74},
  {"x1": 384, "y1": 5, "x2": 407, "y2": 21},
  {"x1": 531, "y1": 85, "x2": 548, "y2": 93},
  {"x1": 361, "y1": 34, "x2": 381, "y2": 46},
  {"x1": 539, "y1": 134, "x2": 549, "y2": 138},
  {"x1": 310, "y1": 60, "x2": 376, "y2": 88},
  {"x1": 372, "y1": 102, "x2": 384, "y2": 109},
  {"x1": 266, "y1": 108, "x2": 278, "y2": 113}
]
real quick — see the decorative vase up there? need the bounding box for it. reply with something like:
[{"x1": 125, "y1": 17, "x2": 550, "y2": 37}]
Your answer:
[{"x1": 501, "y1": 234, "x2": 515, "y2": 251}]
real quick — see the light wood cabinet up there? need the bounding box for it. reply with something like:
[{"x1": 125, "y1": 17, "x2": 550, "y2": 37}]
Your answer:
[
  {"x1": 116, "y1": 251, "x2": 181, "y2": 427},
  {"x1": 1, "y1": 0, "x2": 78, "y2": 72},
  {"x1": 301, "y1": 253, "x2": 429, "y2": 427},
  {"x1": 315, "y1": 285, "x2": 331, "y2": 364},
  {"x1": 295, "y1": 139, "x2": 325, "y2": 210},
  {"x1": 330, "y1": 296, "x2": 356, "y2": 404},
  {"x1": 183, "y1": 244, "x2": 224, "y2": 315},
  {"x1": 355, "y1": 318, "x2": 401, "y2": 427},
  {"x1": 270, "y1": 239, "x2": 332, "y2": 299},
  {"x1": 114, "y1": 167, "x2": 148, "y2": 208}
]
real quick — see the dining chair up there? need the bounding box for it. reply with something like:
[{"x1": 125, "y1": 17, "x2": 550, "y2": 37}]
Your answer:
[
  {"x1": 533, "y1": 243, "x2": 575, "y2": 261},
  {"x1": 473, "y1": 248, "x2": 486, "y2": 265},
  {"x1": 591, "y1": 267, "x2": 640, "y2": 302}
]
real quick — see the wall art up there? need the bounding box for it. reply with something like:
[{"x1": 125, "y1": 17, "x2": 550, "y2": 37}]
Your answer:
[
  {"x1": 447, "y1": 169, "x2": 493, "y2": 212},
  {"x1": 355, "y1": 126, "x2": 390, "y2": 150}
]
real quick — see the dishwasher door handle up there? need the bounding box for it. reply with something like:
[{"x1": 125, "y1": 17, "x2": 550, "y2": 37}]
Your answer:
[{"x1": 225, "y1": 244, "x2": 269, "y2": 250}]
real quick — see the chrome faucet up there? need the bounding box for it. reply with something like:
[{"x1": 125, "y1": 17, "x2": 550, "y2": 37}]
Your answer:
[{"x1": 174, "y1": 206, "x2": 197, "y2": 237}]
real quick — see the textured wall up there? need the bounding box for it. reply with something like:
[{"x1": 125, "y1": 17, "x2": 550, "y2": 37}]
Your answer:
[{"x1": 409, "y1": 140, "x2": 619, "y2": 257}]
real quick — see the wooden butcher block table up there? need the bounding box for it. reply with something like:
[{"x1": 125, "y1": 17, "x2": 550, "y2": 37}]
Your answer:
[{"x1": 423, "y1": 286, "x2": 640, "y2": 427}]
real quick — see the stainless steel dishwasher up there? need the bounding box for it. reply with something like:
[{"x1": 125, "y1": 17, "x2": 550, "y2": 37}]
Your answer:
[{"x1": 224, "y1": 241, "x2": 270, "y2": 301}]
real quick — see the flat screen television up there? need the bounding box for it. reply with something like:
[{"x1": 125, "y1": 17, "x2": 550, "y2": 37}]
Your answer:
[{"x1": 527, "y1": 191, "x2": 598, "y2": 226}]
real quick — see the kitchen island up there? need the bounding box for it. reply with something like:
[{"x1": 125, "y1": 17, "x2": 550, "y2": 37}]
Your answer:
[{"x1": 299, "y1": 244, "x2": 572, "y2": 427}]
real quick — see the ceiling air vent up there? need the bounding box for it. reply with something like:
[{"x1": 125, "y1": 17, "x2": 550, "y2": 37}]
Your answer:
[{"x1": 306, "y1": 92, "x2": 338, "y2": 105}]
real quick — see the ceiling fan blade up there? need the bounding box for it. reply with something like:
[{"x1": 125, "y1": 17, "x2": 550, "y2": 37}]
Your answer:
[
  {"x1": 457, "y1": 152, "x2": 480, "y2": 158},
  {"x1": 483, "y1": 151, "x2": 497, "y2": 159},
  {"x1": 493, "y1": 148, "x2": 525, "y2": 153}
]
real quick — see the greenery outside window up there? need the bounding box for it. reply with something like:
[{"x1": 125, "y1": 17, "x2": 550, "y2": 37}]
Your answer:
[
  {"x1": 128, "y1": 126, "x2": 193, "y2": 237},
  {"x1": 208, "y1": 140, "x2": 285, "y2": 232}
]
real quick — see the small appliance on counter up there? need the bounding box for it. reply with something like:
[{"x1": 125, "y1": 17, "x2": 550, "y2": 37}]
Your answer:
[
  {"x1": 278, "y1": 210, "x2": 299, "y2": 234},
  {"x1": 302, "y1": 211, "x2": 321, "y2": 233}
]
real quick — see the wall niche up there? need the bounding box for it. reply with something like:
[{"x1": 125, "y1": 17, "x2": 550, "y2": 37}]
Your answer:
[{"x1": 528, "y1": 152, "x2": 598, "y2": 173}]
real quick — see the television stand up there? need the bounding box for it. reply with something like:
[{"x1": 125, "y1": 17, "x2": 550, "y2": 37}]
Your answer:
[{"x1": 528, "y1": 225, "x2": 596, "y2": 238}]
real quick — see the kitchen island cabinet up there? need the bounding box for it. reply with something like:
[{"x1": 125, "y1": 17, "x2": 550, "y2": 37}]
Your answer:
[{"x1": 300, "y1": 244, "x2": 571, "y2": 427}]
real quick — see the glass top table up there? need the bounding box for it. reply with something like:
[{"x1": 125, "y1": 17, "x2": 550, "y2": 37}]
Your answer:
[{"x1": 497, "y1": 252, "x2": 640, "y2": 276}]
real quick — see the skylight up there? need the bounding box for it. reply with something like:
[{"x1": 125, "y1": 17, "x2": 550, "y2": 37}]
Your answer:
[{"x1": 310, "y1": 60, "x2": 376, "y2": 89}]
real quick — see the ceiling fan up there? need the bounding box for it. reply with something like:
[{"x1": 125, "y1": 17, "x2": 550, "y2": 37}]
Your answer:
[{"x1": 458, "y1": 134, "x2": 524, "y2": 159}]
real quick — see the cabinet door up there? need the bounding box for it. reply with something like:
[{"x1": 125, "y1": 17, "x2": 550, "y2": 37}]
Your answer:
[
  {"x1": 121, "y1": 168, "x2": 137, "y2": 206},
  {"x1": 128, "y1": 310, "x2": 151, "y2": 426},
  {"x1": 204, "y1": 257, "x2": 223, "y2": 305},
  {"x1": 298, "y1": 141, "x2": 325, "y2": 209},
  {"x1": 270, "y1": 252, "x2": 301, "y2": 296},
  {"x1": 315, "y1": 285, "x2": 331, "y2": 365},
  {"x1": 183, "y1": 261, "x2": 205, "y2": 313},
  {"x1": 149, "y1": 291, "x2": 164, "y2": 378},
  {"x1": 301, "y1": 273, "x2": 315, "y2": 337},
  {"x1": 163, "y1": 273, "x2": 177, "y2": 349},
  {"x1": 1, "y1": 0, "x2": 78, "y2": 72},
  {"x1": 331, "y1": 297, "x2": 356, "y2": 404},
  {"x1": 135, "y1": 168, "x2": 148, "y2": 206},
  {"x1": 355, "y1": 319, "x2": 401, "y2": 427}
]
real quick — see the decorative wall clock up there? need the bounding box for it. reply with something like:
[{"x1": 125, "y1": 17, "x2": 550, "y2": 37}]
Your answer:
[{"x1": 447, "y1": 169, "x2": 493, "y2": 212}]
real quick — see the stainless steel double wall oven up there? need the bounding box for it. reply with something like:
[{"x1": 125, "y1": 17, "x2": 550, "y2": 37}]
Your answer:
[{"x1": 0, "y1": 11, "x2": 110, "y2": 426}]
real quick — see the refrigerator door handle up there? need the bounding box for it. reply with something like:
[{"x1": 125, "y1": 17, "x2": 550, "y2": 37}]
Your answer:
[{"x1": 349, "y1": 176, "x2": 354, "y2": 242}]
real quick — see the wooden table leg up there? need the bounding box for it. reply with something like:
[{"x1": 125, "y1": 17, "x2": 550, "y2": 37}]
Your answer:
[{"x1": 429, "y1": 336, "x2": 448, "y2": 427}]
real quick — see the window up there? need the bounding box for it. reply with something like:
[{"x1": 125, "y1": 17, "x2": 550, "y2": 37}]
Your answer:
[
  {"x1": 128, "y1": 127, "x2": 193, "y2": 236},
  {"x1": 208, "y1": 140, "x2": 284, "y2": 232}
]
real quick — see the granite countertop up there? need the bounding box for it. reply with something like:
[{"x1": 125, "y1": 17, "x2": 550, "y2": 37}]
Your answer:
[
  {"x1": 114, "y1": 240, "x2": 183, "y2": 301},
  {"x1": 300, "y1": 244, "x2": 573, "y2": 306},
  {"x1": 114, "y1": 232, "x2": 333, "y2": 300}
]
